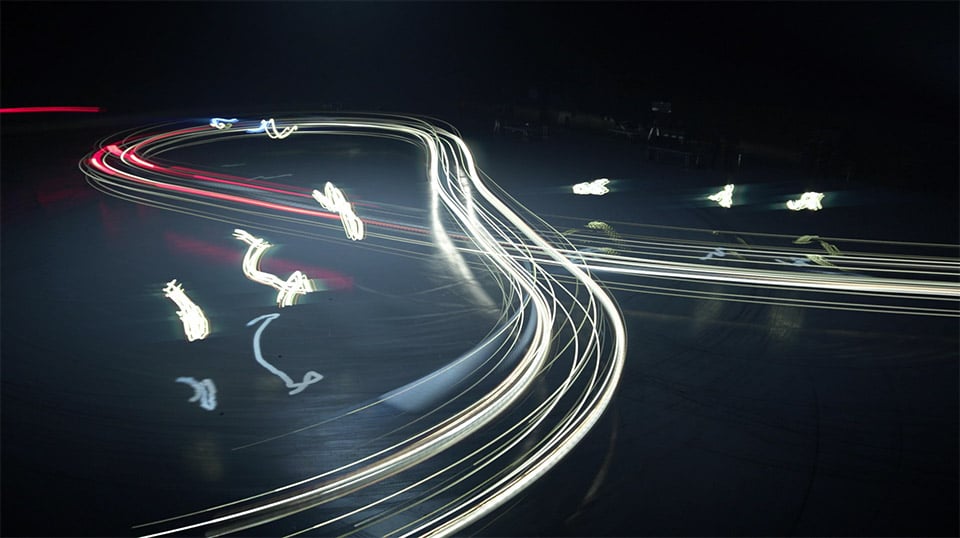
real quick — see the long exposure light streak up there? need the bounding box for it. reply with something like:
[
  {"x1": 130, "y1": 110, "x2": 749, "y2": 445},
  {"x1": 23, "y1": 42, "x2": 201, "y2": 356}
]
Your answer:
[
  {"x1": 175, "y1": 377, "x2": 218, "y2": 411},
  {"x1": 247, "y1": 314, "x2": 324, "y2": 395},
  {"x1": 233, "y1": 229, "x2": 315, "y2": 307},
  {"x1": 210, "y1": 117, "x2": 238, "y2": 129},
  {"x1": 162, "y1": 279, "x2": 210, "y2": 341},
  {"x1": 246, "y1": 118, "x2": 298, "y2": 139},
  {"x1": 311, "y1": 181, "x2": 365, "y2": 240},
  {"x1": 78, "y1": 112, "x2": 957, "y2": 538}
]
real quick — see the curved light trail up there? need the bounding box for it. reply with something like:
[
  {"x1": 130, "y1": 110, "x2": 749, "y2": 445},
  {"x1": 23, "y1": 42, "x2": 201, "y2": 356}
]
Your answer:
[{"x1": 79, "y1": 113, "x2": 957, "y2": 537}]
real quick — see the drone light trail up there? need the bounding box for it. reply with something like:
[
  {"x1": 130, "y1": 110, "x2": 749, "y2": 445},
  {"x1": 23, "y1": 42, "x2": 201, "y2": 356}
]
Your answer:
[
  {"x1": 162, "y1": 279, "x2": 210, "y2": 341},
  {"x1": 787, "y1": 191, "x2": 824, "y2": 211},
  {"x1": 210, "y1": 117, "x2": 238, "y2": 129},
  {"x1": 175, "y1": 377, "x2": 217, "y2": 411},
  {"x1": 233, "y1": 229, "x2": 315, "y2": 307},
  {"x1": 312, "y1": 181, "x2": 365, "y2": 240},
  {"x1": 572, "y1": 177, "x2": 610, "y2": 195},
  {"x1": 246, "y1": 118, "x2": 298, "y2": 139},
  {"x1": 708, "y1": 183, "x2": 735, "y2": 208}
]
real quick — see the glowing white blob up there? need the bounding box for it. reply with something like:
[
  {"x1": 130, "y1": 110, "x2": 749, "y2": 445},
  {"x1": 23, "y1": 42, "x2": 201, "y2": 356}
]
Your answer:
[
  {"x1": 708, "y1": 184, "x2": 735, "y2": 208},
  {"x1": 175, "y1": 377, "x2": 217, "y2": 411},
  {"x1": 163, "y1": 279, "x2": 210, "y2": 341},
  {"x1": 233, "y1": 229, "x2": 315, "y2": 307},
  {"x1": 246, "y1": 118, "x2": 298, "y2": 139},
  {"x1": 572, "y1": 177, "x2": 610, "y2": 195},
  {"x1": 246, "y1": 313, "x2": 323, "y2": 395},
  {"x1": 209, "y1": 118, "x2": 238, "y2": 130},
  {"x1": 786, "y1": 192, "x2": 824, "y2": 211},
  {"x1": 311, "y1": 181, "x2": 365, "y2": 240}
]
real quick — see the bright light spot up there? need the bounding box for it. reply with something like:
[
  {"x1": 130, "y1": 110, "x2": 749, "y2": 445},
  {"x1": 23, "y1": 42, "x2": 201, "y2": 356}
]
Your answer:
[
  {"x1": 247, "y1": 313, "x2": 324, "y2": 395},
  {"x1": 312, "y1": 182, "x2": 365, "y2": 240},
  {"x1": 786, "y1": 192, "x2": 824, "y2": 211},
  {"x1": 246, "y1": 118, "x2": 298, "y2": 139},
  {"x1": 572, "y1": 178, "x2": 610, "y2": 195},
  {"x1": 708, "y1": 184, "x2": 735, "y2": 208},
  {"x1": 163, "y1": 279, "x2": 210, "y2": 341},
  {"x1": 233, "y1": 229, "x2": 316, "y2": 307},
  {"x1": 209, "y1": 117, "x2": 238, "y2": 129},
  {"x1": 175, "y1": 377, "x2": 217, "y2": 411}
]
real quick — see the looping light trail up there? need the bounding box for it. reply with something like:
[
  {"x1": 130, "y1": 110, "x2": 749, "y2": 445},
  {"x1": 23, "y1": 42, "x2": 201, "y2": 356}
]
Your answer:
[
  {"x1": 162, "y1": 279, "x2": 210, "y2": 341},
  {"x1": 247, "y1": 314, "x2": 324, "y2": 395},
  {"x1": 210, "y1": 117, "x2": 238, "y2": 130},
  {"x1": 175, "y1": 377, "x2": 218, "y2": 411},
  {"x1": 233, "y1": 229, "x2": 315, "y2": 307},
  {"x1": 311, "y1": 181, "x2": 364, "y2": 240},
  {"x1": 246, "y1": 118, "x2": 298, "y2": 139}
]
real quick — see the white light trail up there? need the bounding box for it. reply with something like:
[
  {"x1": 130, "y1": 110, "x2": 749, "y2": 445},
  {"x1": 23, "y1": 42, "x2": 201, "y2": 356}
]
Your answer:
[
  {"x1": 311, "y1": 181, "x2": 364, "y2": 240},
  {"x1": 247, "y1": 313, "x2": 324, "y2": 395},
  {"x1": 246, "y1": 118, "x2": 298, "y2": 139},
  {"x1": 708, "y1": 183, "x2": 735, "y2": 208},
  {"x1": 233, "y1": 229, "x2": 315, "y2": 307},
  {"x1": 209, "y1": 118, "x2": 238, "y2": 130},
  {"x1": 175, "y1": 377, "x2": 218, "y2": 411},
  {"x1": 572, "y1": 177, "x2": 610, "y2": 195},
  {"x1": 787, "y1": 191, "x2": 824, "y2": 211},
  {"x1": 162, "y1": 279, "x2": 210, "y2": 341}
]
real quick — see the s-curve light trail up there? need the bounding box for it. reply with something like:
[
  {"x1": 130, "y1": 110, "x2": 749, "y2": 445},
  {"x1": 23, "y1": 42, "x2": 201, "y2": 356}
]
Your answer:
[
  {"x1": 81, "y1": 114, "x2": 958, "y2": 537},
  {"x1": 84, "y1": 114, "x2": 626, "y2": 538}
]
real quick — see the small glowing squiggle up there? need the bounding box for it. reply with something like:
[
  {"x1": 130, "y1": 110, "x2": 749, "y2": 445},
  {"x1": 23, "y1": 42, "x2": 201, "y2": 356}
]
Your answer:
[
  {"x1": 312, "y1": 182, "x2": 365, "y2": 240},
  {"x1": 232, "y1": 229, "x2": 315, "y2": 307},
  {"x1": 787, "y1": 192, "x2": 824, "y2": 211},
  {"x1": 175, "y1": 377, "x2": 217, "y2": 411},
  {"x1": 708, "y1": 183, "x2": 735, "y2": 208},
  {"x1": 209, "y1": 118, "x2": 238, "y2": 130},
  {"x1": 572, "y1": 178, "x2": 610, "y2": 196},
  {"x1": 699, "y1": 247, "x2": 728, "y2": 261},
  {"x1": 163, "y1": 279, "x2": 210, "y2": 341},
  {"x1": 246, "y1": 118, "x2": 298, "y2": 139},
  {"x1": 247, "y1": 313, "x2": 324, "y2": 395}
]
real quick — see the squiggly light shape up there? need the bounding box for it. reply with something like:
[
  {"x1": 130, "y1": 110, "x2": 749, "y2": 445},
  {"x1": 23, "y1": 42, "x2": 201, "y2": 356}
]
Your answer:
[
  {"x1": 232, "y1": 229, "x2": 315, "y2": 307},
  {"x1": 175, "y1": 377, "x2": 218, "y2": 411},
  {"x1": 246, "y1": 313, "x2": 324, "y2": 395},
  {"x1": 246, "y1": 118, "x2": 298, "y2": 139},
  {"x1": 786, "y1": 191, "x2": 824, "y2": 211},
  {"x1": 311, "y1": 181, "x2": 364, "y2": 240},
  {"x1": 162, "y1": 279, "x2": 210, "y2": 341},
  {"x1": 210, "y1": 118, "x2": 239, "y2": 130},
  {"x1": 708, "y1": 183, "x2": 735, "y2": 208},
  {"x1": 572, "y1": 177, "x2": 610, "y2": 195}
]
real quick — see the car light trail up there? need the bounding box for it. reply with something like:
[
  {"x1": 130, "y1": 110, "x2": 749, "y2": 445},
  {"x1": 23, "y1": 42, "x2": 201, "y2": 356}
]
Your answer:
[
  {"x1": 0, "y1": 106, "x2": 101, "y2": 113},
  {"x1": 162, "y1": 279, "x2": 210, "y2": 341},
  {"x1": 78, "y1": 113, "x2": 957, "y2": 538}
]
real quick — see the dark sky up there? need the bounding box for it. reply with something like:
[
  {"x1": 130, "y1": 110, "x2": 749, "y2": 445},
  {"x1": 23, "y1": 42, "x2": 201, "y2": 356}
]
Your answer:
[{"x1": 2, "y1": 2, "x2": 957, "y2": 131}]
